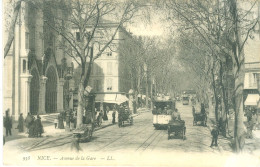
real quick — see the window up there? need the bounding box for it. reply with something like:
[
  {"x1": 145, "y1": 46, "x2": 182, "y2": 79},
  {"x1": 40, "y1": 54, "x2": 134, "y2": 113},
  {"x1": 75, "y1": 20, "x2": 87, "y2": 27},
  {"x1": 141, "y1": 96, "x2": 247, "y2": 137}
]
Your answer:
[
  {"x1": 107, "y1": 52, "x2": 112, "y2": 56},
  {"x1": 25, "y1": 32, "x2": 29, "y2": 49},
  {"x1": 107, "y1": 78, "x2": 113, "y2": 91},
  {"x1": 76, "y1": 32, "x2": 80, "y2": 42},
  {"x1": 107, "y1": 62, "x2": 112, "y2": 75}
]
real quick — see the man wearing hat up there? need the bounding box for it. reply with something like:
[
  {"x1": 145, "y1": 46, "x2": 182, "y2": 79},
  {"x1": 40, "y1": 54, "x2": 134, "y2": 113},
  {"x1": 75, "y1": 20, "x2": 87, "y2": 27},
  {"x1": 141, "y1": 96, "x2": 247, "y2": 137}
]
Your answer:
[
  {"x1": 4, "y1": 109, "x2": 12, "y2": 136},
  {"x1": 210, "y1": 125, "x2": 219, "y2": 147}
]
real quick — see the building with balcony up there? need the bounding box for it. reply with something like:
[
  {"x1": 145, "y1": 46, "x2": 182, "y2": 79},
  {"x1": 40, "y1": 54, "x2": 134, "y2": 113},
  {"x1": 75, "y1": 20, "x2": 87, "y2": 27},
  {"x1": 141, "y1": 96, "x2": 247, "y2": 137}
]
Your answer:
[
  {"x1": 3, "y1": 1, "x2": 74, "y2": 120},
  {"x1": 243, "y1": 2, "x2": 260, "y2": 108},
  {"x1": 88, "y1": 24, "x2": 133, "y2": 105}
]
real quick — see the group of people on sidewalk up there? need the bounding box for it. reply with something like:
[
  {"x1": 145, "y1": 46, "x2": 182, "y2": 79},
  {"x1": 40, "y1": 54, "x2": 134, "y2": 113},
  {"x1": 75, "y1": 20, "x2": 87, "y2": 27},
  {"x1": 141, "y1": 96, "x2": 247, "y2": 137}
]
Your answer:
[
  {"x1": 3, "y1": 109, "x2": 44, "y2": 139},
  {"x1": 25, "y1": 113, "x2": 44, "y2": 138}
]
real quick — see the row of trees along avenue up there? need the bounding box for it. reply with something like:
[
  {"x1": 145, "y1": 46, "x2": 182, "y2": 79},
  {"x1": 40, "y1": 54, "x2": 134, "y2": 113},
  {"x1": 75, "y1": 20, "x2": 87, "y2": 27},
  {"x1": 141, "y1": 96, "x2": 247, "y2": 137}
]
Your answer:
[{"x1": 157, "y1": 0, "x2": 259, "y2": 152}]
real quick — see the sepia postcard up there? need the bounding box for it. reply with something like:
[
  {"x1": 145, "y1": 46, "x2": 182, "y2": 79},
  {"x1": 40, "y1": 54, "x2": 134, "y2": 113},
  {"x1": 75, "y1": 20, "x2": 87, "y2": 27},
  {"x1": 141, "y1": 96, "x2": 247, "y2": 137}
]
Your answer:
[{"x1": 2, "y1": 0, "x2": 260, "y2": 166}]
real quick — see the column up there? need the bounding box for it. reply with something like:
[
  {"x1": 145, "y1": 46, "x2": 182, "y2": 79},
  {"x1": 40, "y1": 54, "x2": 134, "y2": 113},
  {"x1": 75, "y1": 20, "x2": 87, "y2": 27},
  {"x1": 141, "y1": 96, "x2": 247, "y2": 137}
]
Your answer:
[
  {"x1": 57, "y1": 78, "x2": 65, "y2": 112},
  {"x1": 20, "y1": 74, "x2": 32, "y2": 118},
  {"x1": 38, "y1": 76, "x2": 48, "y2": 114}
]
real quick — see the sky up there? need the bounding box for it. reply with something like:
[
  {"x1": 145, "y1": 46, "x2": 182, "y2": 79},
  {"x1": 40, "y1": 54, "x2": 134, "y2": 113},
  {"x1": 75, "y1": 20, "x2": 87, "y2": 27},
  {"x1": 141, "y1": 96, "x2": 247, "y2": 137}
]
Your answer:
[{"x1": 125, "y1": 6, "x2": 171, "y2": 39}]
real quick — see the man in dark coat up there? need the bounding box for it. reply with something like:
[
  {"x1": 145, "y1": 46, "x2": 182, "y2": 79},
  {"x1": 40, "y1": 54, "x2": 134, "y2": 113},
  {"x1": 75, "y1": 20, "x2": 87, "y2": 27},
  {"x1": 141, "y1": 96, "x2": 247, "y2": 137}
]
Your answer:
[
  {"x1": 34, "y1": 115, "x2": 44, "y2": 137},
  {"x1": 17, "y1": 113, "x2": 24, "y2": 132},
  {"x1": 28, "y1": 116, "x2": 35, "y2": 138},
  {"x1": 58, "y1": 113, "x2": 65, "y2": 129},
  {"x1": 25, "y1": 113, "x2": 33, "y2": 133},
  {"x1": 4, "y1": 109, "x2": 12, "y2": 136},
  {"x1": 210, "y1": 125, "x2": 219, "y2": 147}
]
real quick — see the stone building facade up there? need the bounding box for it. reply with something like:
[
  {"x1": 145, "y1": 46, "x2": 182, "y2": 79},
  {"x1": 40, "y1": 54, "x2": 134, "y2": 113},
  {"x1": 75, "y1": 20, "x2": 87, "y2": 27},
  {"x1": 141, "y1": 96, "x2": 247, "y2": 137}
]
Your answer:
[{"x1": 3, "y1": 1, "x2": 73, "y2": 120}]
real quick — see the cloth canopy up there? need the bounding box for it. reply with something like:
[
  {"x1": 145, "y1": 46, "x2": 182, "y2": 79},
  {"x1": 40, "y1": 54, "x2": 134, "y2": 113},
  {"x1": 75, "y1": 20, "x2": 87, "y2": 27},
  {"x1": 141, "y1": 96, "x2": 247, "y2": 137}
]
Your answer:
[
  {"x1": 244, "y1": 94, "x2": 260, "y2": 106},
  {"x1": 95, "y1": 93, "x2": 128, "y2": 104}
]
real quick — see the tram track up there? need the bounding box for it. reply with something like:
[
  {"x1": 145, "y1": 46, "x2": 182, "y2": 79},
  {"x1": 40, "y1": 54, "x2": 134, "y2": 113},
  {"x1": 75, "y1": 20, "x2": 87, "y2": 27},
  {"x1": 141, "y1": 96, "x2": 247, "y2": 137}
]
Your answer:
[
  {"x1": 135, "y1": 129, "x2": 164, "y2": 152},
  {"x1": 25, "y1": 134, "x2": 73, "y2": 151},
  {"x1": 93, "y1": 119, "x2": 152, "y2": 151}
]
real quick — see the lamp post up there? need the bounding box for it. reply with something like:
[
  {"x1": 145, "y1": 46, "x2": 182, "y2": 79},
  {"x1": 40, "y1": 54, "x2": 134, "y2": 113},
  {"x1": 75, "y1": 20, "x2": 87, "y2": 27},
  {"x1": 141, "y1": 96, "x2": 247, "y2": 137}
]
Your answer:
[{"x1": 64, "y1": 67, "x2": 73, "y2": 131}]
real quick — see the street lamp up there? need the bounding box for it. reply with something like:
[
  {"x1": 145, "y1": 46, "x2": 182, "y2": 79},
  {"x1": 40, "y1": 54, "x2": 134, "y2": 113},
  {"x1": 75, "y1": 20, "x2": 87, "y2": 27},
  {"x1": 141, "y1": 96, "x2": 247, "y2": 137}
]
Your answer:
[{"x1": 64, "y1": 69, "x2": 73, "y2": 109}]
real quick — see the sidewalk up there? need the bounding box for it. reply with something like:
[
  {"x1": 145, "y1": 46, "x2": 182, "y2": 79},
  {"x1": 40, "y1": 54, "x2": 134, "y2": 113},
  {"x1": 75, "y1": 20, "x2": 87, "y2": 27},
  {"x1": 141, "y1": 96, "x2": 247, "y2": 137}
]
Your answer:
[
  {"x1": 207, "y1": 111, "x2": 260, "y2": 154},
  {"x1": 3, "y1": 108, "x2": 150, "y2": 145}
]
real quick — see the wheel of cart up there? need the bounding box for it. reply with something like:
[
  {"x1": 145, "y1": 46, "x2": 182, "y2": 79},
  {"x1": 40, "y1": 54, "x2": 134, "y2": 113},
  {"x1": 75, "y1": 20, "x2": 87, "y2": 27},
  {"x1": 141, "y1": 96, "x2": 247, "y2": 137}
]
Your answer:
[
  {"x1": 73, "y1": 124, "x2": 94, "y2": 142},
  {"x1": 168, "y1": 120, "x2": 186, "y2": 140}
]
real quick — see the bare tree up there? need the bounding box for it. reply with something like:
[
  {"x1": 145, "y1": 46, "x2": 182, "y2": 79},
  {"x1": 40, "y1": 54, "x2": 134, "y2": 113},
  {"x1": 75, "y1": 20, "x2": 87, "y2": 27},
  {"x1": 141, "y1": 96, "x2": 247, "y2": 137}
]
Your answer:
[
  {"x1": 160, "y1": 0, "x2": 259, "y2": 152},
  {"x1": 43, "y1": 0, "x2": 141, "y2": 128}
]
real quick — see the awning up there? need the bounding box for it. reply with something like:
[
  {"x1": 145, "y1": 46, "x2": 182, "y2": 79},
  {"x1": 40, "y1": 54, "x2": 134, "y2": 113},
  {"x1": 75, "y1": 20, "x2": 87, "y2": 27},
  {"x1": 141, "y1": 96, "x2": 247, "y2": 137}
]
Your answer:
[
  {"x1": 95, "y1": 93, "x2": 128, "y2": 104},
  {"x1": 244, "y1": 94, "x2": 260, "y2": 106}
]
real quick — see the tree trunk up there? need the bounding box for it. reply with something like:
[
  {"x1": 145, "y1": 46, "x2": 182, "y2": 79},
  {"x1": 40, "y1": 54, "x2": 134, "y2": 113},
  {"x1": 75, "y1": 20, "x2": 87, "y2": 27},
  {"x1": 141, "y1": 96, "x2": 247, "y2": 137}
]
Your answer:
[
  {"x1": 83, "y1": 47, "x2": 93, "y2": 88},
  {"x1": 233, "y1": 63, "x2": 246, "y2": 152},
  {"x1": 76, "y1": 81, "x2": 84, "y2": 128},
  {"x1": 228, "y1": 0, "x2": 246, "y2": 152},
  {"x1": 219, "y1": 61, "x2": 229, "y2": 137},
  {"x1": 4, "y1": 0, "x2": 22, "y2": 58},
  {"x1": 211, "y1": 68, "x2": 219, "y2": 123}
]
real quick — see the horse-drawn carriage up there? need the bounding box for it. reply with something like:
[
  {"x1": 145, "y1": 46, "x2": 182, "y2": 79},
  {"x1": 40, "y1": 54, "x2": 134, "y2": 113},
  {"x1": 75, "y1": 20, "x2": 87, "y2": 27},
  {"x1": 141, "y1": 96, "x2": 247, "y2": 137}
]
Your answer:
[
  {"x1": 118, "y1": 106, "x2": 133, "y2": 127},
  {"x1": 168, "y1": 120, "x2": 186, "y2": 140},
  {"x1": 193, "y1": 113, "x2": 207, "y2": 126}
]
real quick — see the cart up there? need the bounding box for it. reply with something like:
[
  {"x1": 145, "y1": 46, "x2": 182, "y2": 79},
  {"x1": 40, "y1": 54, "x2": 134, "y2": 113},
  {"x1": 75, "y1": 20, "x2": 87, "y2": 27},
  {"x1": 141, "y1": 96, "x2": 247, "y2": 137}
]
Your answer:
[
  {"x1": 118, "y1": 106, "x2": 133, "y2": 127},
  {"x1": 167, "y1": 120, "x2": 186, "y2": 140},
  {"x1": 193, "y1": 113, "x2": 207, "y2": 126},
  {"x1": 73, "y1": 124, "x2": 94, "y2": 142}
]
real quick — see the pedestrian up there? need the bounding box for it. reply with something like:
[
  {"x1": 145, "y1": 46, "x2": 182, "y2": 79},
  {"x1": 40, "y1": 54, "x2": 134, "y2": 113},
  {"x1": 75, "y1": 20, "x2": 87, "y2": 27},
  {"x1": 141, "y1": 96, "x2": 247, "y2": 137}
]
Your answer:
[
  {"x1": 112, "y1": 111, "x2": 116, "y2": 124},
  {"x1": 252, "y1": 109, "x2": 257, "y2": 130},
  {"x1": 210, "y1": 125, "x2": 219, "y2": 147},
  {"x1": 4, "y1": 109, "x2": 12, "y2": 136},
  {"x1": 166, "y1": 105, "x2": 173, "y2": 115},
  {"x1": 106, "y1": 106, "x2": 110, "y2": 114},
  {"x1": 103, "y1": 109, "x2": 108, "y2": 121},
  {"x1": 171, "y1": 108, "x2": 181, "y2": 121},
  {"x1": 17, "y1": 113, "x2": 24, "y2": 132},
  {"x1": 70, "y1": 115, "x2": 75, "y2": 131},
  {"x1": 246, "y1": 116, "x2": 254, "y2": 139},
  {"x1": 54, "y1": 116, "x2": 58, "y2": 129},
  {"x1": 58, "y1": 113, "x2": 65, "y2": 129},
  {"x1": 28, "y1": 116, "x2": 35, "y2": 138},
  {"x1": 192, "y1": 106, "x2": 195, "y2": 116},
  {"x1": 34, "y1": 115, "x2": 44, "y2": 137},
  {"x1": 25, "y1": 112, "x2": 33, "y2": 133},
  {"x1": 201, "y1": 103, "x2": 206, "y2": 115}
]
